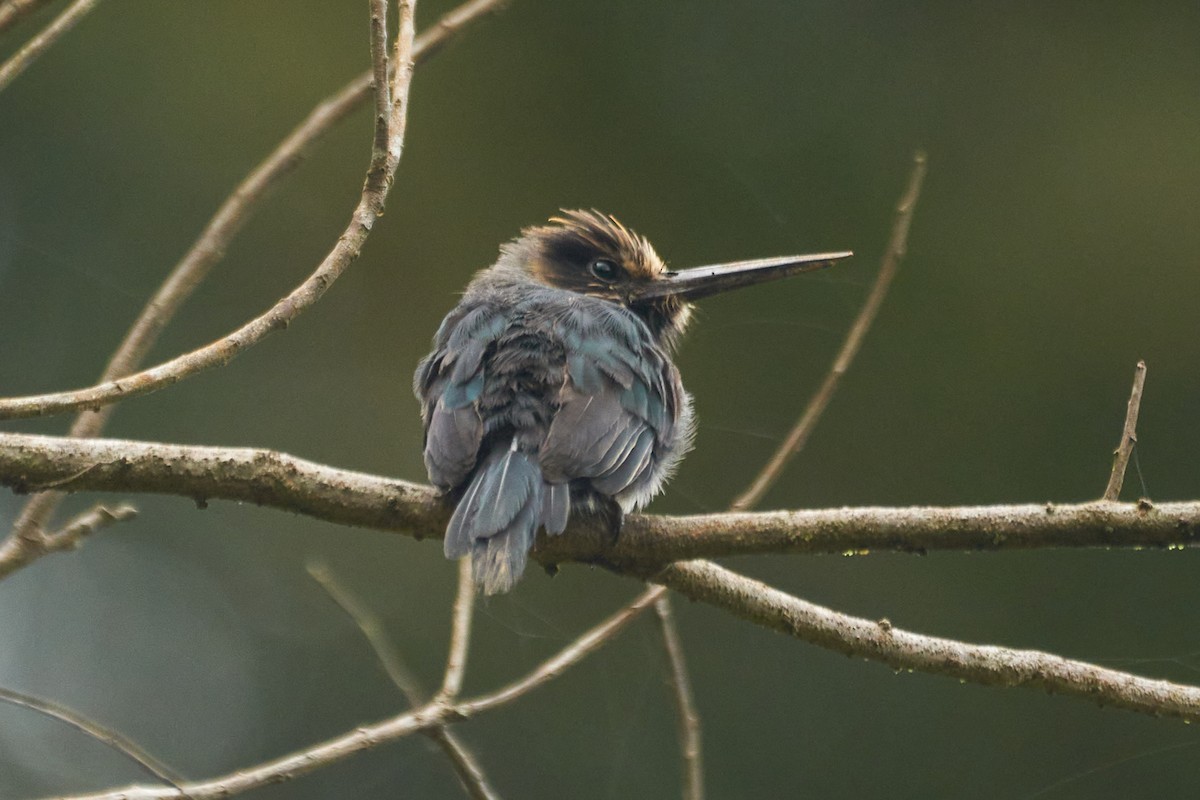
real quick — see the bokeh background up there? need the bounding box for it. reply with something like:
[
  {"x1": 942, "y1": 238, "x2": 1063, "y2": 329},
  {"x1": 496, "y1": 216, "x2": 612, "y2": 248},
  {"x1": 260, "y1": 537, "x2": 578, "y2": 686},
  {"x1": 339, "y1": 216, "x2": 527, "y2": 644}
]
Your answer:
[{"x1": 2, "y1": 1, "x2": 1199, "y2": 797}]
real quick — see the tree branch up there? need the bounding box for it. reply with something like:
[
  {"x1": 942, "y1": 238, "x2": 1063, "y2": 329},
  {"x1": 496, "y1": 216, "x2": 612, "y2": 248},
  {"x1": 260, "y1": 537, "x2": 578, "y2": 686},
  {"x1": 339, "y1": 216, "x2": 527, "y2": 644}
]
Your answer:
[
  {"x1": 46, "y1": 704, "x2": 445, "y2": 800},
  {"x1": 0, "y1": 0, "x2": 100, "y2": 93},
  {"x1": 654, "y1": 597, "x2": 703, "y2": 800},
  {"x1": 731, "y1": 151, "x2": 928, "y2": 511},
  {"x1": 612, "y1": 153, "x2": 930, "y2": 799},
  {"x1": 5, "y1": 431, "x2": 1198, "y2": 730},
  {"x1": 458, "y1": 586, "x2": 664, "y2": 716},
  {"x1": 2, "y1": 434, "x2": 1196, "y2": 576},
  {"x1": 0, "y1": 0, "x2": 56, "y2": 36},
  {"x1": 0, "y1": 433, "x2": 444, "y2": 581},
  {"x1": 308, "y1": 561, "x2": 426, "y2": 698},
  {"x1": 0, "y1": 686, "x2": 181, "y2": 789},
  {"x1": 1104, "y1": 360, "x2": 1147, "y2": 501},
  {"x1": 308, "y1": 562, "x2": 501, "y2": 800},
  {"x1": 38, "y1": 548, "x2": 1200, "y2": 800},
  {"x1": 40, "y1": 586, "x2": 658, "y2": 800},
  {"x1": 0, "y1": 0, "x2": 508, "y2": 575},
  {"x1": 649, "y1": 559, "x2": 1200, "y2": 723},
  {"x1": 0, "y1": 501, "x2": 136, "y2": 572},
  {"x1": 0, "y1": 0, "x2": 506, "y2": 422},
  {"x1": 438, "y1": 558, "x2": 476, "y2": 701}
]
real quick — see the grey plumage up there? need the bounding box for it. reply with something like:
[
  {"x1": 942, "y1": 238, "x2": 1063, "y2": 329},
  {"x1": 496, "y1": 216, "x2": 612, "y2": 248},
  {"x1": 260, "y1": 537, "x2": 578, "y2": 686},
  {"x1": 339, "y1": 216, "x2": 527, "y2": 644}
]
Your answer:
[
  {"x1": 415, "y1": 211, "x2": 693, "y2": 593},
  {"x1": 414, "y1": 210, "x2": 846, "y2": 593}
]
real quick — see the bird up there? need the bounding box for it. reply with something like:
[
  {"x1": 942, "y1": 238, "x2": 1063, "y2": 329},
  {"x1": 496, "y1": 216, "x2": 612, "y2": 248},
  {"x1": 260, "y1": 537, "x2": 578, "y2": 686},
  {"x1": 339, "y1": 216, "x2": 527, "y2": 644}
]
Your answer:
[{"x1": 414, "y1": 210, "x2": 850, "y2": 594}]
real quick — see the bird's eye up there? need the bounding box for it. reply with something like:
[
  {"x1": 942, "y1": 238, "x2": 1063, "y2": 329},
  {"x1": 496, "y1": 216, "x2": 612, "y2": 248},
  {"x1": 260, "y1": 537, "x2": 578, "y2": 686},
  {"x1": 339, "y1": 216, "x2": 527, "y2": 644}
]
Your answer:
[{"x1": 589, "y1": 259, "x2": 619, "y2": 281}]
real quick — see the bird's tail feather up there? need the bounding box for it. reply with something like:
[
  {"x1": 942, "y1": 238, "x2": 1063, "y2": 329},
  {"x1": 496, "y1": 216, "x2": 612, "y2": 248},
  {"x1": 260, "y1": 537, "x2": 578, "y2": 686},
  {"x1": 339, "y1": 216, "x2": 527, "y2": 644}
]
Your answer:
[{"x1": 445, "y1": 442, "x2": 570, "y2": 594}]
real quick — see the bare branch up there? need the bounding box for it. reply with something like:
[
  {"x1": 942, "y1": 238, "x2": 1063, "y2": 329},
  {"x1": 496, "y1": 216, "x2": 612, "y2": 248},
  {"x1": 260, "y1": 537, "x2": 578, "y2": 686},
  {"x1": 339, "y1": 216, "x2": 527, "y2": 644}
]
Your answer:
[
  {"x1": 459, "y1": 586, "x2": 665, "y2": 716},
  {"x1": 4, "y1": 434, "x2": 1199, "y2": 571},
  {"x1": 0, "y1": 686, "x2": 180, "y2": 788},
  {"x1": 0, "y1": 0, "x2": 100, "y2": 93},
  {"x1": 43, "y1": 584, "x2": 652, "y2": 800},
  {"x1": 308, "y1": 561, "x2": 426, "y2": 699},
  {"x1": 309, "y1": 561, "x2": 501, "y2": 800},
  {"x1": 64, "y1": 0, "x2": 501, "y2": 421},
  {"x1": 0, "y1": 0, "x2": 55, "y2": 35},
  {"x1": 40, "y1": 554, "x2": 1200, "y2": 800},
  {"x1": 1104, "y1": 360, "x2": 1148, "y2": 501},
  {"x1": 0, "y1": 0, "x2": 416, "y2": 421},
  {"x1": 8, "y1": 432, "x2": 1200, "y2": 725},
  {"x1": 369, "y1": 0, "x2": 392, "y2": 139},
  {"x1": 0, "y1": 501, "x2": 135, "y2": 578},
  {"x1": 412, "y1": 0, "x2": 508, "y2": 60},
  {"x1": 425, "y1": 728, "x2": 503, "y2": 800},
  {"x1": 654, "y1": 597, "x2": 703, "y2": 800},
  {"x1": 46, "y1": 704, "x2": 444, "y2": 800},
  {"x1": 0, "y1": 0, "x2": 508, "y2": 579},
  {"x1": 42, "y1": 584, "x2": 659, "y2": 800},
  {"x1": 41, "y1": 501, "x2": 136, "y2": 554},
  {"x1": 8, "y1": 453, "x2": 1198, "y2": 799},
  {"x1": 0, "y1": 433, "x2": 446, "y2": 579},
  {"x1": 0, "y1": 0, "x2": 507, "y2": 423},
  {"x1": 439, "y1": 558, "x2": 476, "y2": 701},
  {"x1": 732, "y1": 151, "x2": 928, "y2": 511},
  {"x1": 640, "y1": 154, "x2": 933, "y2": 796},
  {"x1": 651, "y1": 559, "x2": 1200, "y2": 723}
]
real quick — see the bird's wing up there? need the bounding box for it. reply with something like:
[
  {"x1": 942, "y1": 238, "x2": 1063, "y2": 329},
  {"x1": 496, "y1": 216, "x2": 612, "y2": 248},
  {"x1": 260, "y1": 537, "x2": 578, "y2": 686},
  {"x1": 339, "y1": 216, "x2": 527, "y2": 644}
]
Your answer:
[
  {"x1": 413, "y1": 303, "x2": 507, "y2": 490},
  {"x1": 538, "y1": 303, "x2": 685, "y2": 503}
]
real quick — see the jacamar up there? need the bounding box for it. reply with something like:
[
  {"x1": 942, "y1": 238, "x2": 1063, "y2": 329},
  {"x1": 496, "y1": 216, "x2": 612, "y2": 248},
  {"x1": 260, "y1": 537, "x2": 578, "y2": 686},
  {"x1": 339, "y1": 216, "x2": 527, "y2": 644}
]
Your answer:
[{"x1": 415, "y1": 210, "x2": 849, "y2": 593}]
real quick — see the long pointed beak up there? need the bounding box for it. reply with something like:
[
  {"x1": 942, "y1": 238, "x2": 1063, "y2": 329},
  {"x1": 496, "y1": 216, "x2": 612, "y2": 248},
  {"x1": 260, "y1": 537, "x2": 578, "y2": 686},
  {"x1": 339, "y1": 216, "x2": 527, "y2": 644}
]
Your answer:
[{"x1": 630, "y1": 251, "x2": 853, "y2": 303}]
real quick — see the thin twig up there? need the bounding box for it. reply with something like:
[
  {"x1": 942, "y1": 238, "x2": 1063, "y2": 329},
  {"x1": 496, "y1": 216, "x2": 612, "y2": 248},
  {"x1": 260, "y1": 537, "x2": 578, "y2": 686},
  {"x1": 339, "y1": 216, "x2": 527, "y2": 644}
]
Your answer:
[
  {"x1": 731, "y1": 151, "x2": 928, "y2": 511},
  {"x1": 0, "y1": 0, "x2": 508, "y2": 573},
  {"x1": 0, "y1": 0, "x2": 496, "y2": 574},
  {"x1": 308, "y1": 561, "x2": 425, "y2": 699},
  {"x1": 654, "y1": 597, "x2": 703, "y2": 800},
  {"x1": 0, "y1": 0, "x2": 56, "y2": 35},
  {"x1": 439, "y1": 558, "x2": 476, "y2": 700},
  {"x1": 308, "y1": 561, "x2": 501, "y2": 800},
  {"x1": 549, "y1": 151, "x2": 929, "y2": 786},
  {"x1": 639, "y1": 155, "x2": 928, "y2": 795},
  {"x1": 1, "y1": 501, "x2": 137, "y2": 576},
  {"x1": 45, "y1": 704, "x2": 445, "y2": 800},
  {"x1": 0, "y1": 686, "x2": 181, "y2": 788},
  {"x1": 41, "y1": 553, "x2": 1200, "y2": 800},
  {"x1": 41, "y1": 588, "x2": 658, "y2": 800},
  {"x1": 0, "y1": 0, "x2": 100, "y2": 93},
  {"x1": 424, "y1": 728, "x2": 502, "y2": 800},
  {"x1": 44, "y1": 501, "x2": 136, "y2": 548},
  {"x1": 459, "y1": 585, "x2": 665, "y2": 716},
  {"x1": 369, "y1": 0, "x2": 392, "y2": 142},
  {"x1": 11, "y1": 499, "x2": 134, "y2": 554},
  {"x1": 25, "y1": 11, "x2": 433, "y2": 799},
  {"x1": 0, "y1": 0, "x2": 507, "y2": 423},
  {"x1": 1103, "y1": 360, "x2": 1148, "y2": 501}
]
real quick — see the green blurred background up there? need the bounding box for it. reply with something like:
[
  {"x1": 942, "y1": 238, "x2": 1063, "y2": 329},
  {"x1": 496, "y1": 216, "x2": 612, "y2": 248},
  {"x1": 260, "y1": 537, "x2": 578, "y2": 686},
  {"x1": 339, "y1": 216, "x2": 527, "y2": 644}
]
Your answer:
[{"x1": 2, "y1": 1, "x2": 1199, "y2": 797}]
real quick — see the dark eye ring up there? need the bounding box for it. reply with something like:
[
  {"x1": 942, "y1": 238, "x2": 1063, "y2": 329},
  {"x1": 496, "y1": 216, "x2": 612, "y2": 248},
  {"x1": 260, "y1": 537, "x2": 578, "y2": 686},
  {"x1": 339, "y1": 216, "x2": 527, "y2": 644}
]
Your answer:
[{"x1": 589, "y1": 259, "x2": 619, "y2": 281}]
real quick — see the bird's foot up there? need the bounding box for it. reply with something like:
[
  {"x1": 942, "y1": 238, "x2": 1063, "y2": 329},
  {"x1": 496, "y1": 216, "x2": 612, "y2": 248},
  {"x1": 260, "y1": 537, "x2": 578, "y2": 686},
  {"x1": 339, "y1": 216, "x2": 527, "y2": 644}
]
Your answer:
[{"x1": 594, "y1": 495, "x2": 624, "y2": 546}]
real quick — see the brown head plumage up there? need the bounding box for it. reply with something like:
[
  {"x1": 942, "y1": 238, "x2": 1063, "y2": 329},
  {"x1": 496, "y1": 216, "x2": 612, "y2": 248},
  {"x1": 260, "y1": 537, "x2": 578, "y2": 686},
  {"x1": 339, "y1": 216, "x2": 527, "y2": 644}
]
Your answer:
[
  {"x1": 488, "y1": 209, "x2": 851, "y2": 350},
  {"x1": 498, "y1": 209, "x2": 691, "y2": 344}
]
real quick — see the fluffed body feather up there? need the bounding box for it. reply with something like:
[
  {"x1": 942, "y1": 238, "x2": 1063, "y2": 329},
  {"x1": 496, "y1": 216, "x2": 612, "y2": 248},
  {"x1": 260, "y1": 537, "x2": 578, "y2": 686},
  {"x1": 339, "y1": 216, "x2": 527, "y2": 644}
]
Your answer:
[{"x1": 415, "y1": 230, "x2": 694, "y2": 594}]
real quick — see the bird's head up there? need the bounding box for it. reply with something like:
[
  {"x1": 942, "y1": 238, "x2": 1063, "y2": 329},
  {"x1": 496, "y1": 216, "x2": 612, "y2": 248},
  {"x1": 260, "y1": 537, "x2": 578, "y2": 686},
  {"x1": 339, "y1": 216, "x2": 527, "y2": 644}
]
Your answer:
[{"x1": 493, "y1": 209, "x2": 851, "y2": 347}]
